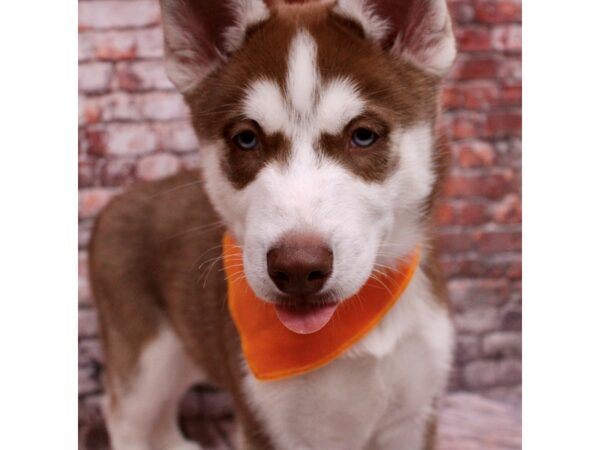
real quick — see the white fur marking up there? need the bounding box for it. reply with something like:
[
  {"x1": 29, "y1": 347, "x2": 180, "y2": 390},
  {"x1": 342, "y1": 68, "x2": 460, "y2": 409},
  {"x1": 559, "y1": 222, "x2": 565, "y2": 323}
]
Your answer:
[
  {"x1": 105, "y1": 325, "x2": 204, "y2": 450},
  {"x1": 243, "y1": 79, "x2": 288, "y2": 134},
  {"x1": 317, "y1": 78, "x2": 365, "y2": 134},
  {"x1": 286, "y1": 30, "x2": 319, "y2": 116}
]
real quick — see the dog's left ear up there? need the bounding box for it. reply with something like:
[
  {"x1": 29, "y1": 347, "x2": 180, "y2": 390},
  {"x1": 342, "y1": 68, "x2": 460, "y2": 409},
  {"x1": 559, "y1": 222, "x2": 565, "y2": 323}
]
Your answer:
[
  {"x1": 334, "y1": 0, "x2": 456, "y2": 76},
  {"x1": 159, "y1": 0, "x2": 270, "y2": 93}
]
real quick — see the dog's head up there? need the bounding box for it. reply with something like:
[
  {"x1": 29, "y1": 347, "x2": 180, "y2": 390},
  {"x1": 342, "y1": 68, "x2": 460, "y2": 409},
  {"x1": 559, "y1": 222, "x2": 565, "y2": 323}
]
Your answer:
[{"x1": 160, "y1": 0, "x2": 455, "y2": 327}]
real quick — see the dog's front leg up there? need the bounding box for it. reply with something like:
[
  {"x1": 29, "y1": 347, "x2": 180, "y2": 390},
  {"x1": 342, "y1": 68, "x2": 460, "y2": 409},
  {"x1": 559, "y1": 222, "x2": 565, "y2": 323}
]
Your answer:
[
  {"x1": 367, "y1": 409, "x2": 437, "y2": 450},
  {"x1": 241, "y1": 362, "x2": 382, "y2": 450}
]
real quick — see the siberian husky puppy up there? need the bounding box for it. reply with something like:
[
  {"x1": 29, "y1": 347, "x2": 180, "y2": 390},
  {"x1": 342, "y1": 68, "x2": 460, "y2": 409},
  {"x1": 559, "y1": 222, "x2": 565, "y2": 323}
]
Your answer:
[{"x1": 90, "y1": 1, "x2": 457, "y2": 449}]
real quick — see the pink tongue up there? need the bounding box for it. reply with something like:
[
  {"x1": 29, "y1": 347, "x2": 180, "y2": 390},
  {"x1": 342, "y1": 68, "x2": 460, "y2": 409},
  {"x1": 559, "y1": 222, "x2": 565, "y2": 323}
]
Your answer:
[{"x1": 275, "y1": 303, "x2": 338, "y2": 334}]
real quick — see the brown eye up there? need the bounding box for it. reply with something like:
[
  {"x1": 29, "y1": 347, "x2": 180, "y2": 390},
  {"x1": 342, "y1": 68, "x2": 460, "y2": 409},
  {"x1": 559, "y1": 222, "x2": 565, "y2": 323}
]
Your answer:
[
  {"x1": 351, "y1": 128, "x2": 378, "y2": 148},
  {"x1": 233, "y1": 130, "x2": 259, "y2": 150}
]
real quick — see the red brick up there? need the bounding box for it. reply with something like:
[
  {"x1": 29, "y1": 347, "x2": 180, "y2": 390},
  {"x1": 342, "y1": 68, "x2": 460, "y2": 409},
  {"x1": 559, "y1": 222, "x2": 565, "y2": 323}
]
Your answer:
[
  {"x1": 455, "y1": 308, "x2": 502, "y2": 334},
  {"x1": 449, "y1": 116, "x2": 478, "y2": 139},
  {"x1": 79, "y1": 339, "x2": 104, "y2": 368},
  {"x1": 465, "y1": 83, "x2": 500, "y2": 109},
  {"x1": 79, "y1": 365, "x2": 101, "y2": 396},
  {"x1": 491, "y1": 24, "x2": 522, "y2": 52},
  {"x1": 485, "y1": 111, "x2": 522, "y2": 137},
  {"x1": 83, "y1": 92, "x2": 137, "y2": 123},
  {"x1": 492, "y1": 138, "x2": 522, "y2": 167},
  {"x1": 79, "y1": 28, "x2": 163, "y2": 61},
  {"x1": 475, "y1": 230, "x2": 522, "y2": 254},
  {"x1": 105, "y1": 123, "x2": 158, "y2": 156},
  {"x1": 448, "y1": 1, "x2": 475, "y2": 23},
  {"x1": 79, "y1": 395, "x2": 104, "y2": 426},
  {"x1": 506, "y1": 260, "x2": 522, "y2": 280},
  {"x1": 102, "y1": 158, "x2": 136, "y2": 186},
  {"x1": 440, "y1": 255, "x2": 522, "y2": 280},
  {"x1": 448, "y1": 278, "x2": 510, "y2": 311},
  {"x1": 502, "y1": 308, "x2": 522, "y2": 331},
  {"x1": 443, "y1": 112, "x2": 486, "y2": 140},
  {"x1": 82, "y1": 92, "x2": 186, "y2": 123},
  {"x1": 80, "y1": 31, "x2": 134, "y2": 61},
  {"x1": 500, "y1": 83, "x2": 522, "y2": 106},
  {"x1": 82, "y1": 128, "x2": 107, "y2": 157},
  {"x1": 79, "y1": 220, "x2": 93, "y2": 251},
  {"x1": 137, "y1": 92, "x2": 188, "y2": 121},
  {"x1": 456, "y1": 57, "x2": 499, "y2": 80},
  {"x1": 114, "y1": 61, "x2": 174, "y2": 91},
  {"x1": 441, "y1": 86, "x2": 464, "y2": 109},
  {"x1": 443, "y1": 82, "x2": 500, "y2": 110},
  {"x1": 437, "y1": 231, "x2": 478, "y2": 253},
  {"x1": 79, "y1": 309, "x2": 100, "y2": 338},
  {"x1": 78, "y1": 62, "x2": 113, "y2": 93},
  {"x1": 491, "y1": 194, "x2": 521, "y2": 224},
  {"x1": 136, "y1": 153, "x2": 181, "y2": 181},
  {"x1": 452, "y1": 140, "x2": 496, "y2": 167},
  {"x1": 78, "y1": 1, "x2": 160, "y2": 30},
  {"x1": 115, "y1": 65, "x2": 143, "y2": 91},
  {"x1": 498, "y1": 57, "x2": 522, "y2": 80},
  {"x1": 440, "y1": 229, "x2": 522, "y2": 256},
  {"x1": 456, "y1": 26, "x2": 492, "y2": 52},
  {"x1": 474, "y1": 0, "x2": 522, "y2": 24},
  {"x1": 460, "y1": 202, "x2": 489, "y2": 225},
  {"x1": 481, "y1": 332, "x2": 521, "y2": 358},
  {"x1": 81, "y1": 103, "x2": 102, "y2": 125},
  {"x1": 443, "y1": 169, "x2": 516, "y2": 199},
  {"x1": 435, "y1": 201, "x2": 455, "y2": 226},
  {"x1": 437, "y1": 201, "x2": 489, "y2": 227},
  {"x1": 463, "y1": 359, "x2": 521, "y2": 389},
  {"x1": 79, "y1": 188, "x2": 117, "y2": 219},
  {"x1": 79, "y1": 159, "x2": 96, "y2": 188},
  {"x1": 455, "y1": 335, "x2": 480, "y2": 363}
]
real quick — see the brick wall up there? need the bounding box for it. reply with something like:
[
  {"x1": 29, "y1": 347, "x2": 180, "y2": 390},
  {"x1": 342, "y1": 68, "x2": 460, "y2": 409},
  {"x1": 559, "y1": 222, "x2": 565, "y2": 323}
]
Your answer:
[{"x1": 78, "y1": 0, "x2": 522, "y2": 430}]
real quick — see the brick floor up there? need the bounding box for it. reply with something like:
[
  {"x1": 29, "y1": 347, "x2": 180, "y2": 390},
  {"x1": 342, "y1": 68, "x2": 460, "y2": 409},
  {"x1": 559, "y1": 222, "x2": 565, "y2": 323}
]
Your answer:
[
  {"x1": 79, "y1": 392, "x2": 521, "y2": 449},
  {"x1": 438, "y1": 392, "x2": 521, "y2": 450}
]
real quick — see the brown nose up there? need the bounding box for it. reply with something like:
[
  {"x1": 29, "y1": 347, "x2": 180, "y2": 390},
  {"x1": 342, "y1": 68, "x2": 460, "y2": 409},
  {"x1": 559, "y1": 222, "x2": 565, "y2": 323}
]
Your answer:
[{"x1": 267, "y1": 234, "x2": 333, "y2": 297}]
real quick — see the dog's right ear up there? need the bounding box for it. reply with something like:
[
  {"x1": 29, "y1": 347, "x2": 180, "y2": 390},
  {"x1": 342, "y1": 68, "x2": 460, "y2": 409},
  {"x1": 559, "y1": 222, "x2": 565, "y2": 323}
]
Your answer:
[
  {"x1": 159, "y1": 0, "x2": 270, "y2": 93},
  {"x1": 333, "y1": 0, "x2": 456, "y2": 76}
]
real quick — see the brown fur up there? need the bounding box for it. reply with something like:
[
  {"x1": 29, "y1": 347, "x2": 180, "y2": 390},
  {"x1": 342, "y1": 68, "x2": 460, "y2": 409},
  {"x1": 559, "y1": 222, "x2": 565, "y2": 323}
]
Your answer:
[
  {"x1": 90, "y1": 171, "x2": 274, "y2": 447},
  {"x1": 320, "y1": 115, "x2": 395, "y2": 183}
]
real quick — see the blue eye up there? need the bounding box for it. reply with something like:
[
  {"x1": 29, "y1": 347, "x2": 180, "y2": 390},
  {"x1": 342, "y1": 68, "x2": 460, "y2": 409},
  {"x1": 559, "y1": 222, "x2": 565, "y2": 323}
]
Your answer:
[
  {"x1": 351, "y1": 128, "x2": 378, "y2": 148},
  {"x1": 234, "y1": 130, "x2": 259, "y2": 150}
]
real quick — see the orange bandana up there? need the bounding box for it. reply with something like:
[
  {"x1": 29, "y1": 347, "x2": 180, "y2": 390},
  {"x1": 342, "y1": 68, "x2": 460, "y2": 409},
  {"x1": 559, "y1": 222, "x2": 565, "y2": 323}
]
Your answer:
[{"x1": 223, "y1": 233, "x2": 420, "y2": 381}]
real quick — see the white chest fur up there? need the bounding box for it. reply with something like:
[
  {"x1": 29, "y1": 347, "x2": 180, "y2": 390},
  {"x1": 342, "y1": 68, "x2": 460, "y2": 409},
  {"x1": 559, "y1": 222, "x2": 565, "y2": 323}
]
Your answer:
[{"x1": 242, "y1": 268, "x2": 455, "y2": 450}]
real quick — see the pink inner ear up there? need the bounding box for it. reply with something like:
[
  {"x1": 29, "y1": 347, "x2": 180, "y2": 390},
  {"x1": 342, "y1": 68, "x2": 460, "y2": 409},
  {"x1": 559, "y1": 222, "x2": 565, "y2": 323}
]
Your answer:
[
  {"x1": 368, "y1": 0, "x2": 433, "y2": 50},
  {"x1": 174, "y1": 0, "x2": 237, "y2": 59},
  {"x1": 161, "y1": 0, "x2": 248, "y2": 91}
]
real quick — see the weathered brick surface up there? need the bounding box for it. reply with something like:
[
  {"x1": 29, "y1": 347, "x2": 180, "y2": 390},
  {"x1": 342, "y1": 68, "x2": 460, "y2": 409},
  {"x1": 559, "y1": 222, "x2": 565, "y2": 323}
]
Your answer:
[{"x1": 78, "y1": 0, "x2": 522, "y2": 432}]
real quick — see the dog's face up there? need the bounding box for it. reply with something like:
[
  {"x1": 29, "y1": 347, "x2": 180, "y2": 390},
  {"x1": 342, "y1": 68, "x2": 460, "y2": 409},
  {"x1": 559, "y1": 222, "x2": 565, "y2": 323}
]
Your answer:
[{"x1": 160, "y1": 0, "x2": 455, "y2": 313}]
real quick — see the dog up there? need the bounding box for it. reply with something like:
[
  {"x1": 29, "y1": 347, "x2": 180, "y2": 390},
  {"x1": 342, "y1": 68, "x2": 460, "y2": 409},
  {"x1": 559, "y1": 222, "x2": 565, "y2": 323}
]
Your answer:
[{"x1": 89, "y1": 0, "x2": 457, "y2": 449}]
